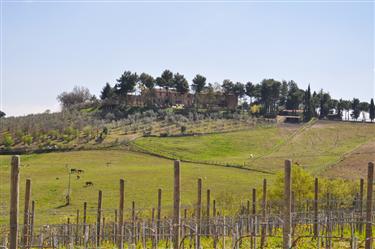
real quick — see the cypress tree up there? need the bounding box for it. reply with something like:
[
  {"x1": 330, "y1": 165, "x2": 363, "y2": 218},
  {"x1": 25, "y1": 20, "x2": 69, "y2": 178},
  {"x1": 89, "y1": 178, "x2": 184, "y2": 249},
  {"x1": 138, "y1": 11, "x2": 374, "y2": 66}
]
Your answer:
[
  {"x1": 303, "y1": 85, "x2": 314, "y2": 122},
  {"x1": 370, "y1": 98, "x2": 375, "y2": 122}
]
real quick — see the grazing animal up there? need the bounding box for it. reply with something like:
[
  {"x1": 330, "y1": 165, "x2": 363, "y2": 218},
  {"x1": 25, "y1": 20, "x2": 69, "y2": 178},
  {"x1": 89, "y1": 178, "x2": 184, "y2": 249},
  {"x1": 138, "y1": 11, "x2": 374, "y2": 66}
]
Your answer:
[
  {"x1": 77, "y1": 169, "x2": 85, "y2": 174},
  {"x1": 249, "y1": 154, "x2": 254, "y2": 159},
  {"x1": 70, "y1": 168, "x2": 77, "y2": 173},
  {"x1": 85, "y1": 181, "x2": 94, "y2": 186},
  {"x1": 56, "y1": 177, "x2": 59, "y2": 180},
  {"x1": 76, "y1": 175, "x2": 80, "y2": 180}
]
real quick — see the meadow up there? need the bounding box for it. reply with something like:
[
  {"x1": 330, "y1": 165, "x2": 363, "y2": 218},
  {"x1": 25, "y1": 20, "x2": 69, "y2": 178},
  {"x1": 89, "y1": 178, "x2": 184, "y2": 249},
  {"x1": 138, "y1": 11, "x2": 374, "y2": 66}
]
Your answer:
[
  {"x1": 0, "y1": 150, "x2": 269, "y2": 225},
  {"x1": 1, "y1": 120, "x2": 374, "y2": 228},
  {"x1": 134, "y1": 120, "x2": 375, "y2": 174}
]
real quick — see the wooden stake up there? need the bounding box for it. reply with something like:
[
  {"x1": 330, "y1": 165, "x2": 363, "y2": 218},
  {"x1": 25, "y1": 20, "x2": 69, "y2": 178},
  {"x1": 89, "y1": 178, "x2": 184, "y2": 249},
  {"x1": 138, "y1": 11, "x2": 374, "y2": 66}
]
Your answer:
[
  {"x1": 260, "y1": 179, "x2": 267, "y2": 248},
  {"x1": 29, "y1": 200, "x2": 35, "y2": 249},
  {"x1": 283, "y1": 160, "x2": 292, "y2": 249},
  {"x1": 96, "y1": 190, "x2": 102, "y2": 246},
  {"x1": 365, "y1": 162, "x2": 374, "y2": 249},
  {"x1": 10, "y1": 155, "x2": 20, "y2": 249},
  {"x1": 157, "y1": 188, "x2": 162, "y2": 242},
  {"x1": 197, "y1": 178, "x2": 202, "y2": 249},
  {"x1": 23, "y1": 179, "x2": 31, "y2": 248},
  {"x1": 173, "y1": 160, "x2": 181, "y2": 249},
  {"x1": 313, "y1": 178, "x2": 319, "y2": 238},
  {"x1": 360, "y1": 178, "x2": 364, "y2": 233}
]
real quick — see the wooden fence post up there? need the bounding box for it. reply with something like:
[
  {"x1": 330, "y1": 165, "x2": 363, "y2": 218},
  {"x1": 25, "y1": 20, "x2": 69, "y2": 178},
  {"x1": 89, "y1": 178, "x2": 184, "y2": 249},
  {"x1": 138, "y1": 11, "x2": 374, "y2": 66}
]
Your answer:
[
  {"x1": 252, "y1": 188, "x2": 257, "y2": 215},
  {"x1": 207, "y1": 189, "x2": 211, "y2": 236},
  {"x1": 76, "y1": 209, "x2": 80, "y2": 244},
  {"x1": 30, "y1": 200, "x2": 35, "y2": 248},
  {"x1": 283, "y1": 160, "x2": 292, "y2": 249},
  {"x1": 132, "y1": 201, "x2": 136, "y2": 244},
  {"x1": 157, "y1": 188, "x2": 162, "y2": 242},
  {"x1": 260, "y1": 179, "x2": 267, "y2": 248},
  {"x1": 119, "y1": 179, "x2": 124, "y2": 246},
  {"x1": 360, "y1": 178, "x2": 364, "y2": 233},
  {"x1": 313, "y1": 178, "x2": 319, "y2": 238},
  {"x1": 365, "y1": 162, "x2": 374, "y2": 249},
  {"x1": 23, "y1": 179, "x2": 31, "y2": 248},
  {"x1": 83, "y1": 202, "x2": 88, "y2": 248},
  {"x1": 173, "y1": 160, "x2": 181, "y2": 249},
  {"x1": 10, "y1": 155, "x2": 20, "y2": 249},
  {"x1": 197, "y1": 178, "x2": 202, "y2": 249},
  {"x1": 97, "y1": 190, "x2": 102, "y2": 246}
]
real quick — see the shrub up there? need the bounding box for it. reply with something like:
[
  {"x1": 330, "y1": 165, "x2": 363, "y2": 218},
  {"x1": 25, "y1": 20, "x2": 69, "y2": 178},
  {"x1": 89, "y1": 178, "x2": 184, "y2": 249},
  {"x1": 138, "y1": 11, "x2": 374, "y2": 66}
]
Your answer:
[
  {"x1": 268, "y1": 164, "x2": 357, "y2": 211},
  {"x1": 21, "y1": 135, "x2": 33, "y2": 145},
  {"x1": 3, "y1": 133, "x2": 14, "y2": 148}
]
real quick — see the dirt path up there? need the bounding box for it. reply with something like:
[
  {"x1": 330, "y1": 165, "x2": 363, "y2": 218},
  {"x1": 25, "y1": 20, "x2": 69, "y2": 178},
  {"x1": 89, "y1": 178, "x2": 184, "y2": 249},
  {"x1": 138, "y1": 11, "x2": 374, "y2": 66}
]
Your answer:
[{"x1": 324, "y1": 140, "x2": 375, "y2": 179}]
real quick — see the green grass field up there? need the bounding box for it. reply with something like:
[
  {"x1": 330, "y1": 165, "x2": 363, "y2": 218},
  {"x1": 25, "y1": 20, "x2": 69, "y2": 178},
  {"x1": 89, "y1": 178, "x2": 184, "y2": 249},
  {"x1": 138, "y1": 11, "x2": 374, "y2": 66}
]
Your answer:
[
  {"x1": 0, "y1": 150, "x2": 269, "y2": 225},
  {"x1": 134, "y1": 125, "x2": 297, "y2": 166},
  {"x1": 1, "y1": 120, "x2": 374, "y2": 226},
  {"x1": 134, "y1": 121, "x2": 375, "y2": 174}
]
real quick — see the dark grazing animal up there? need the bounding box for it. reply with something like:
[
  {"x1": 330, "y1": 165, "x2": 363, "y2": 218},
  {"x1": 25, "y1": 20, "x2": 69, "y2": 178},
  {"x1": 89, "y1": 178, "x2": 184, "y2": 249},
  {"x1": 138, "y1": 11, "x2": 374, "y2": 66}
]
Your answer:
[{"x1": 85, "y1": 181, "x2": 93, "y2": 186}]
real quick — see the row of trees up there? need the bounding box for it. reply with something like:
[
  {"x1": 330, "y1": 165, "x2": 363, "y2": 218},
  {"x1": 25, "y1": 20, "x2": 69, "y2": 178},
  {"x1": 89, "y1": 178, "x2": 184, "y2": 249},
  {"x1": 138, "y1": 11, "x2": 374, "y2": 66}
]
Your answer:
[{"x1": 54, "y1": 69, "x2": 375, "y2": 122}]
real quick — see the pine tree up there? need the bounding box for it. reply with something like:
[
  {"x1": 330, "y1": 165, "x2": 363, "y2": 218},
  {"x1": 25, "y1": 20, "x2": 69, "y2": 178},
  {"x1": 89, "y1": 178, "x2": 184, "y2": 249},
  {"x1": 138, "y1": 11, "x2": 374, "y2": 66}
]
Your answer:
[{"x1": 100, "y1": 83, "x2": 113, "y2": 100}]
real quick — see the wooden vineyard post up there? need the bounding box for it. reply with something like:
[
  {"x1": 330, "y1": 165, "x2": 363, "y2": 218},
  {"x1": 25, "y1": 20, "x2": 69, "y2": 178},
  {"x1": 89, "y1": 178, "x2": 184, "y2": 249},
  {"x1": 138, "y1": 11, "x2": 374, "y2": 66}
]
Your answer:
[
  {"x1": 76, "y1": 209, "x2": 80, "y2": 244},
  {"x1": 97, "y1": 190, "x2": 102, "y2": 246},
  {"x1": 360, "y1": 178, "x2": 364, "y2": 233},
  {"x1": 10, "y1": 155, "x2": 20, "y2": 249},
  {"x1": 173, "y1": 160, "x2": 181, "y2": 249},
  {"x1": 213, "y1": 200, "x2": 216, "y2": 217},
  {"x1": 132, "y1": 201, "x2": 135, "y2": 245},
  {"x1": 157, "y1": 188, "x2": 162, "y2": 243},
  {"x1": 252, "y1": 188, "x2": 257, "y2": 248},
  {"x1": 283, "y1": 160, "x2": 292, "y2": 249},
  {"x1": 23, "y1": 179, "x2": 31, "y2": 248},
  {"x1": 30, "y1": 200, "x2": 35, "y2": 248},
  {"x1": 313, "y1": 178, "x2": 319, "y2": 239},
  {"x1": 197, "y1": 178, "x2": 202, "y2": 249},
  {"x1": 260, "y1": 179, "x2": 267, "y2": 248},
  {"x1": 365, "y1": 162, "x2": 374, "y2": 249},
  {"x1": 119, "y1": 179, "x2": 125, "y2": 246},
  {"x1": 206, "y1": 189, "x2": 211, "y2": 235}
]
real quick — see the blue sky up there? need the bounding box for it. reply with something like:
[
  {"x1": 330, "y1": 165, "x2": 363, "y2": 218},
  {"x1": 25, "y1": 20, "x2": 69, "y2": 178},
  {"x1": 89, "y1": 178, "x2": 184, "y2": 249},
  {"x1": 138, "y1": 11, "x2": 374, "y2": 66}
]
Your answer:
[{"x1": 1, "y1": 1, "x2": 374, "y2": 116}]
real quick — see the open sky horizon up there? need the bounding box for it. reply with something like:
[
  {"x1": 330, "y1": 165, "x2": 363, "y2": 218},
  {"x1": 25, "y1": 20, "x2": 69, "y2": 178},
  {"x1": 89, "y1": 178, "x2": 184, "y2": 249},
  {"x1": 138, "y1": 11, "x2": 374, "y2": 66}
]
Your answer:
[{"x1": 1, "y1": 1, "x2": 374, "y2": 117}]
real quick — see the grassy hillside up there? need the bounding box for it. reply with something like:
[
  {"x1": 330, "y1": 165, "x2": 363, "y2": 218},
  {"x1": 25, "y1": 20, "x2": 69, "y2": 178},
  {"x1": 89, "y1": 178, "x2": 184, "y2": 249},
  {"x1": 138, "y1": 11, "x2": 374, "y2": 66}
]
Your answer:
[
  {"x1": 0, "y1": 150, "x2": 269, "y2": 225},
  {"x1": 134, "y1": 124, "x2": 298, "y2": 167},
  {"x1": 133, "y1": 121, "x2": 375, "y2": 174}
]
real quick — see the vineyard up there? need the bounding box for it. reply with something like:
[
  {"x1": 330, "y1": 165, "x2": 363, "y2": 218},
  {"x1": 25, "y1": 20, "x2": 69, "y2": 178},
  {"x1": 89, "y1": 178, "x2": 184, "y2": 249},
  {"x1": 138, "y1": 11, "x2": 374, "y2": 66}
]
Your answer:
[{"x1": 1, "y1": 156, "x2": 375, "y2": 249}]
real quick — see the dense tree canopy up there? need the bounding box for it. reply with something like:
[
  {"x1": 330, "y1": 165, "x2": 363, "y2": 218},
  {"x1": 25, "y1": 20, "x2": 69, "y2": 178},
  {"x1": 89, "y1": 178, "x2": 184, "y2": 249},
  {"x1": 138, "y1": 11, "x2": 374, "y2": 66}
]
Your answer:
[
  {"x1": 139, "y1": 73, "x2": 155, "y2": 90},
  {"x1": 115, "y1": 71, "x2": 138, "y2": 96},
  {"x1": 100, "y1": 83, "x2": 114, "y2": 100},
  {"x1": 89, "y1": 68, "x2": 374, "y2": 122},
  {"x1": 174, "y1": 73, "x2": 189, "y2": 94},
  {"x1": 351, "y1": 98, "x2": 360, "y2": 120},
  {"x1": 191, "y1": 74, "x2": 206, "y2": 94}
]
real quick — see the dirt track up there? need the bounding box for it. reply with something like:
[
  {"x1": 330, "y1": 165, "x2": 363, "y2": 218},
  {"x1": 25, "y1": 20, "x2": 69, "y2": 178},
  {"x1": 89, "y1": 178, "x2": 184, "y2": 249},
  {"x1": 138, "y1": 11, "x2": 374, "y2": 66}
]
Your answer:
[{"x1": 325, "y1": 140, "x2": 375, "y2": 179}]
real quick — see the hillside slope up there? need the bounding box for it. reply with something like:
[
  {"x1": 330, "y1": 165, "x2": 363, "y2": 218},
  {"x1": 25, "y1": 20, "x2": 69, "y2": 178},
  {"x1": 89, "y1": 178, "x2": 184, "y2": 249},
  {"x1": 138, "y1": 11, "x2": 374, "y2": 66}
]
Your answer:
[{"x1": 133, "y1": 121, "x2": 375, "y2": 174}]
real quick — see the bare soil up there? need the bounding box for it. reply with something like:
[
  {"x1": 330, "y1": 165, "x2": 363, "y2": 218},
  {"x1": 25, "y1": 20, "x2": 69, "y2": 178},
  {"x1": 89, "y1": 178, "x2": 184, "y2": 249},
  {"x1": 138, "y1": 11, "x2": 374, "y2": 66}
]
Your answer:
[{"x1": 324, "y1": 140, "x2": 375, "y2": 179}]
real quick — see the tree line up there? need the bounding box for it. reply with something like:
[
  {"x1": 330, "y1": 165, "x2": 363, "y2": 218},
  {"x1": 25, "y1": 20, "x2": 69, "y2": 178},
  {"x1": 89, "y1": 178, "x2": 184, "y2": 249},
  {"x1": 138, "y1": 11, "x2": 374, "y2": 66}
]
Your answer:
[
  {"x1": 94, "y1": 69, "x2": 374, "y2": 122},
  {"x1": 2, "y1": 69, "x2": 371, "y2": 123}
]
